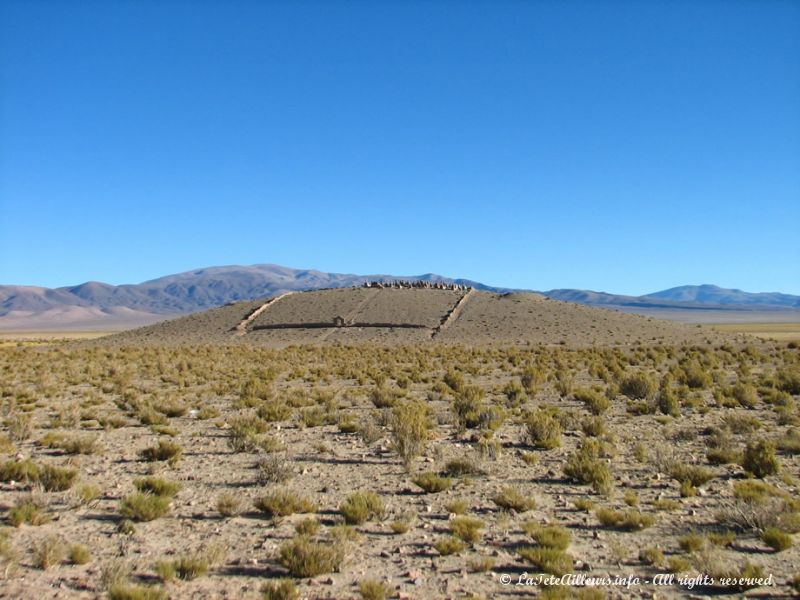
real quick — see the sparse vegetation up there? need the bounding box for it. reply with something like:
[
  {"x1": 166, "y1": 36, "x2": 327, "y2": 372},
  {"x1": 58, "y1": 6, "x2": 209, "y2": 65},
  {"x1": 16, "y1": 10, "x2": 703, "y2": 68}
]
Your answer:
[{"x1": 0, "y1": 325, "x2": 797, "y2": 597}]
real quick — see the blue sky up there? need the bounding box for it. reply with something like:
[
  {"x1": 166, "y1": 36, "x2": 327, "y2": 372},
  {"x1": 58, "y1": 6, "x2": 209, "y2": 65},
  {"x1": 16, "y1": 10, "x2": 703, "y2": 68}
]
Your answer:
[{"x1": 1, "y1": 0, "x2": 798, "y2": 295}]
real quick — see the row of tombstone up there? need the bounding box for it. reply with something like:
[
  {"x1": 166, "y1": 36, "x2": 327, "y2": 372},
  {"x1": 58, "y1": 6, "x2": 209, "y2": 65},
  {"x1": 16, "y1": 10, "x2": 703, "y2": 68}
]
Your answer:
[{"x1": 360, "y1": 280, "x2": 471, "y2": 291}]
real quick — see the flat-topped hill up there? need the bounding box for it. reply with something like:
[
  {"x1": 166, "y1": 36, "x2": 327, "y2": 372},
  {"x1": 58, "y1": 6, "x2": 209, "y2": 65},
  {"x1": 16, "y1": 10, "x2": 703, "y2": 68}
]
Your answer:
[{"x1": 97, "y1": 286, "x2": 730, "y2": 347}]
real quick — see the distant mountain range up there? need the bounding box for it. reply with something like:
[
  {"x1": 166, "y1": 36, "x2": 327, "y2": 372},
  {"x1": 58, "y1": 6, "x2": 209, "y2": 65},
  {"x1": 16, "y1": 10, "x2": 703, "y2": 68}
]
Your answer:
[{"x1": 1, "y1": 264, "x2": 798, "y2": 330}]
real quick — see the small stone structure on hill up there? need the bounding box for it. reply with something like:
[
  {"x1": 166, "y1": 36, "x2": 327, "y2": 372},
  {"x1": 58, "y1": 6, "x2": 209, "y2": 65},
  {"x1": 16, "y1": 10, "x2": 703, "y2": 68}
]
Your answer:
[{"x1": 360, "y1": 280, "x2": 470, "y2": 291}]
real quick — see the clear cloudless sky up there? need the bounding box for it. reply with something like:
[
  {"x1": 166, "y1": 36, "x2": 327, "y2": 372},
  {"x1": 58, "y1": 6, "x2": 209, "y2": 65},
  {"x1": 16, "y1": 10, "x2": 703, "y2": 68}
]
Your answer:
[{"x1": 1, "y1": 0, "x2": 798, "y2": 295}]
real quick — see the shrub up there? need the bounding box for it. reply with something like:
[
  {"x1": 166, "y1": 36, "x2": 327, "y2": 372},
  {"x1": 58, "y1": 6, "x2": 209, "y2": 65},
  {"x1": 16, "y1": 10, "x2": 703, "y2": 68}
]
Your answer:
[
  {"x1": 257, "y1": 401, "x2": 292, "y2": 423},
  {"x1": 761, "y1": 527, "x2": 793, "y2": 552},
  {"x1": 449, "y1": 516, "x2": 484, "y2": 544},
  {"x1": 518, "y1": 547, "x2": 573, "y2": 576},
  {"x1": 390, "y1": 401, "x2": 429, "y2": 469},
  {"x1": 35, "y1": 535, "x2": 65, "y2": 569},
  {"x1": 139, "y1": 440, "x2": 182, "y2": 464},
  {"x1": 217, "y1": 492, "x2": 245, "y2": 517},
  {"x1": 563, "y1": 440, "x2": 613, "y2": 495},
  {"x1": 741, "y1": 439, "x2": 780, "y2": 478},
  {"x1": 679, "y1": 363, "x2": 712, "y2": 389},
  {"x1": 732, "y1": 383, "x2": 758, "y2": 408},
  {"x1": 254, "y1": 489, "x2": 316, "y2": 517},
  {"x1": 389, "y1": 520, "x2": 409, "y2": 534},
  {"x1": 574, "y1": 388, "x2": 610, "y2": 415},
  {"x1": 261, "y1": 579, "x2": 299, "y2": 600},
  {"x1": 667, "y1": 556, "x2": 691, "y2": 574},
  {"x1": 523, "y1": 524, "x2": 570, "y2": 550},
  {"x1": 60, "y1": 434, "x2": 101, "y2": 455},
  {"x1": 171, "y1": 554, "x2": 209, "y2": 580},
  {"x1": 37, "y1": 464, "x2": 77, "y2": 492},
  {"x1": 412, "y1": 472, "x2": 452, "y2": 493},
  {"x1": 295, "y1": 518, "x2": 320, "y2": 536},
  {"x1": 678, "y1": 532, "x2": 705, "y2": 553},
  {"x1": 639, "y1": 546, "x2": 664, "y2": 567},
  {"x1": 443, "y1": 370, "x2": 465, "y2": 393},
  {"x1": 669, "y1": 464, "x2": 714, "y2": 488},
  {"x1": 657, "y1": 387, "x2": 680, "y2": 417},
  {"x1": 358, "y1": 579, "x2": 390, "y2": 600},
  {"x1": 278, "y1": 536, "x2": 344, "y2": 577},
  {"x1": 69, "y1": 543, "x2": 91, "y2": 564},
  {"x1": 444, "y1": 458, "x2": 486, "y2": 477},
  {"x1": 524, "y1": 409, "x2": 562, "y2": 449},
  {"x1": 108, "y1": 584, "x2": 168, "y2": 600},
  {"x1": 9, "y1": 500, "x2": 50, "y2": 526},
  {"x1": 444, "y1": 499, "x2": 468, "y2": 515},
  {"x1": 340, "y1": 492, "x2": 385, "y2": 525},
  {"x1": 581, "y1": 416, "x2": 606, "y2": 437},
  {"x1": 451, "y1": 386, "x2": 485, "y2": 430},
  {"x1": 370, "y1": 386, "x2": 400, "y2": 409},
  {"x1": 133, "y1": 477, "x2": 180, "y2": 498},
  {"x1": 503, "y1": 379, "x2": 527, "y2": 407},
  {"x1": 619, "y1": 372, "x2": 657, "y2": 400},
  {"x1": 492, "y1": 486, "x2": 535, "y2": 512},
  {"x1": 228, "y1": 415, "x2": 268, "y2": 452},
  {"x1": 595, "y1": 508, "x2": 655, "y2": 531},
  {"x1": 433, "y1": 537, "x2": 464, "y2": 556},
  {"x1": 255, "y1": 455, "x2": 294, "y2": 484},
  {"x1": 467, "y1": 556, "x2": 495, "y2": 572},
  {"x1": 520, "y1": 364, "x2": 546, "y2": 394},
  {"x1": 75, "y1": 483, "x2": 102, "y2": 505},
  {"x1": 119, "y1": 493, "x2": 171, "y2": 521}
]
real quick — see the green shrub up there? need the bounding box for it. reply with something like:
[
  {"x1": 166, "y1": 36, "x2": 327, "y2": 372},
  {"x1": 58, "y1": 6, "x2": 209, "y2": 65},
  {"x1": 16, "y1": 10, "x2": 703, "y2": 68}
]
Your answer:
[
  {"x1": 133, "y1": 477, "x2": 180, "y2": 498},
  {"x1": 38, "y1": 464, "x2": 77, "y2": 492},
  {"x1": 107, "y1": 584, "x2": 168, "y2": 600},
  {"x1": 595, "y1": 508, "x2": 654, "y2": 531},
  {"x1": 563, "y1": 440, "x2": 613, "y2": 495},
  {"x1": 172, "y1": 553, "x2": 209, "y2": 580},
  {"x1": 278, "y1": 536, "x2": 344, "y2": 577},
  {"x1": 619, "y1": 372, "x2": 657, "y2": 400},
  {"x1": 340, "y1": 492, "x2": 385, "y2": 525},
  {"x1": 741, "y1": 439, "x2": 780, "y2": 478},
  {"x1": 358, "y1": 579, "x2": 390, "y2": 600},
  {"x1": 69, "y1": 543, "x2": 91, "y2": 564},
  {"x1": 669, "y1": 464, "x2": 714, "y2": 488},
  {"x1": 261, "y1": 579, "x2": 299, "y2": 600},
  {"x1": 139, "y1": 440, "x2": 182, "y2": 464},
  {"x1": 492, "y1": 486, "x2": 535, "y2": 512},
  {"x1": 518, "y1": 547, "x2": 573, "y2": 576},
  {"x1": 444, "y1": 458, "x2": 486, "y2": 477},
  {"x1": 119, "y1": 493, "x2": 171, "y2": 521},
  {"x1": 520, "y1": 364, "x2": 546, "y2": 394},
  {"x1": 34, "y1": 535, "x2": 65, "y2": 569},
  {"x1": 228, "y1": 415, "x2": 268, "y2": 452},
  {"x1": 761, "y1": 527, "x2": 793, "y2": 552},
  {"x1": 574, "y1": 388, "x2": 610, "y2": 415},
  {"x1": 412, "y1": 472, "x2": 452, "y2": 493},
  {"x1": 522, "y1": 524, "x2": 571, "y2": 550},
  {"x1": 216, "y1": 492, "x2": 244, "y2": 517},
  {"x1": 295, "y1": 518, "x2": 320, "y2": 536},
  {"x1": 449, "y1": 516, "x2": 484, "y2": 544},
  {"x1": 524, "y1": 409, "x2": 562, "y2": 449},
  {"x1": 254, "y1": 489, "x2": 316, "y2": 517},
  {"x1": 9, "y1": 501, "x2": 50, "y2": 526},
  {"x1": 639, "y1": 546, "x2": 664, "y2": 567},
  {"x1": 433, "y1": 536, "x2": 464, "y2": 556},
  {"x1": 390, "y1": 401, "x2": 430, "y2": 469}
]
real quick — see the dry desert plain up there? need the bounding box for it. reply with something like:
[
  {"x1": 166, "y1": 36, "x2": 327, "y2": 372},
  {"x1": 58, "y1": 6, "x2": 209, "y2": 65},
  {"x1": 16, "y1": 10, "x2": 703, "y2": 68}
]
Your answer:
[{"x1": 0, "y1": 289, "x2": 799, "y2": 599}]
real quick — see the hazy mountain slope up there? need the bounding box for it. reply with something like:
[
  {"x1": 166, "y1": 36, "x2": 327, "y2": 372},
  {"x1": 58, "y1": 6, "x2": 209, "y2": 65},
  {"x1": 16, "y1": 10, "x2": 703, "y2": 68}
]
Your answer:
[{"x1": 643, "y1": 284, "x2": 800, "y2": 307}]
